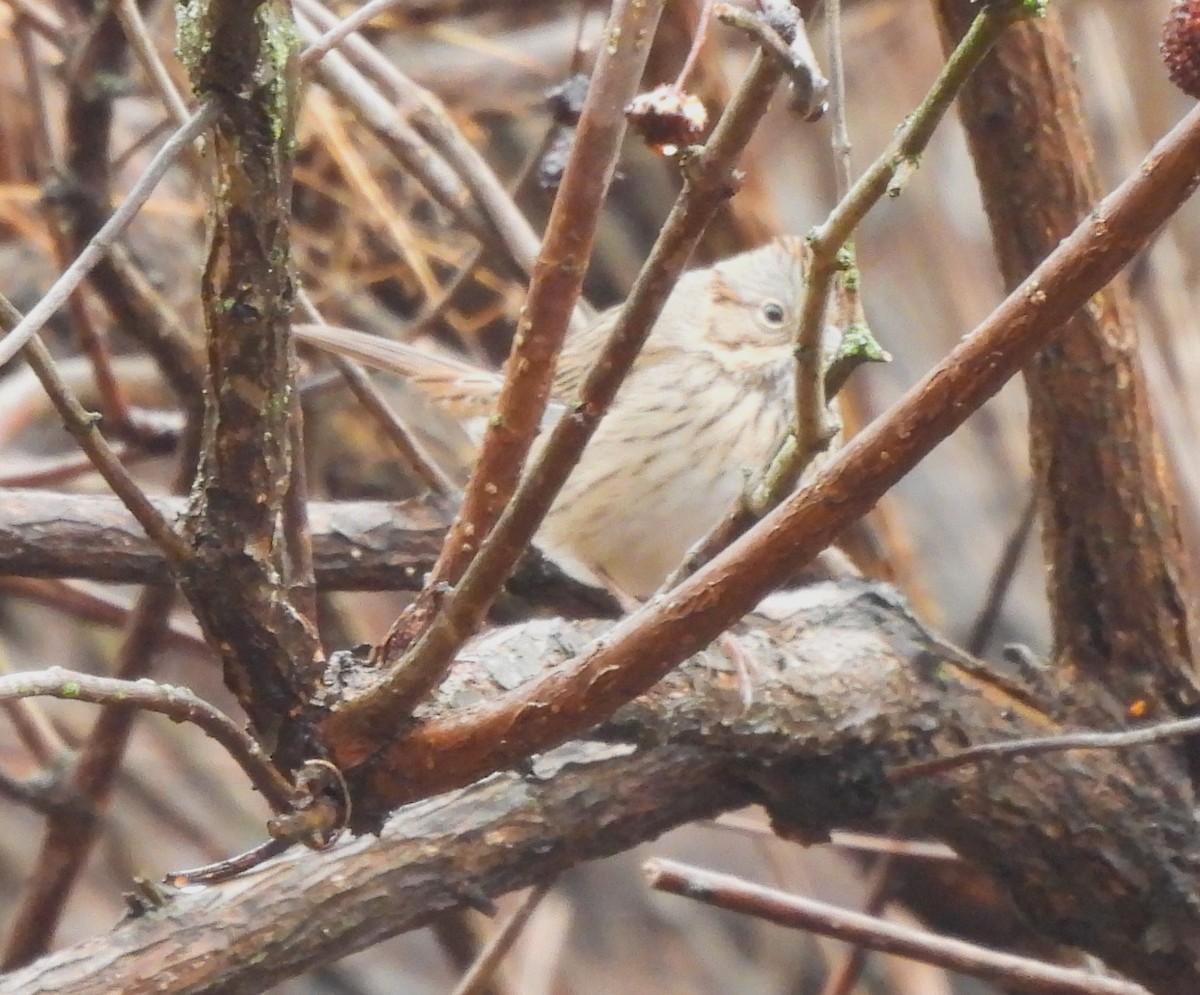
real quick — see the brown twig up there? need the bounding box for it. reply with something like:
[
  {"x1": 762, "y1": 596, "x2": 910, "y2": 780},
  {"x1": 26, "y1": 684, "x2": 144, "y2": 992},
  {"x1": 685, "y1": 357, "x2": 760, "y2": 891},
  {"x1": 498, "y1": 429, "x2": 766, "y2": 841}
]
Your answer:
[
  {"x1": 0, "y1": 768, "x2": 80, "y2": 820},
  {"x1": 0, "y1": 293, "x2": 190, "y2": 566},
  {"x1": 673, "y1": 0, "x2": 717, "y2": 89},
  {"x1": 3, "y1": 0, "x2": 63, "y2": 41},
  {"x1": 644, "y1": 859, "x2": 1148, "y2": 995},
  {"x1": 0, "y1": 681, "x2": 66, "y2": 768},
  {"x1": 0, "y1": 444, "x2": 146, "y2": 488},
  {"x1": 345, "y1": 95, "x2": 1200, "y2": 805},
  {"x1": 331, "y1": 35, "x2": 785, "y2": 736},
  {"x1": 711, "y1": 815, "x2": 959, "y2": 862},
  {"x1": 966, "y1": 488, "x2": 1038, "y2": 655},
  {"x1": 449, "y1": 882, "x2": 554, "y2": 995},
  {"x1": 165, "y1": 837, "x2": 295, "y2": 888},
  {"x1": 0, "y1": 103, "x2": 216, "y2": 369},
  {"x1": 12, "y1": 9, "x2": 54, "y2": 173},
  {"x1": 818, "y1": 817, "x2": 916, "y2": 995},
  {"x1": 284, "y1": 401, "x2": 319, "y2": 625},
  {"x1": 363, "y1": 0, "x2": 665, "y2": 681},
  {"x1": 0, "y1": 577, "x2": 208, "y2": 654},
  {"x1": 28, "y1": 0, "x2": 146, "y2": 441},
  {"x1": 0, "y1": 667, "x2": 293, "y2": 811}
]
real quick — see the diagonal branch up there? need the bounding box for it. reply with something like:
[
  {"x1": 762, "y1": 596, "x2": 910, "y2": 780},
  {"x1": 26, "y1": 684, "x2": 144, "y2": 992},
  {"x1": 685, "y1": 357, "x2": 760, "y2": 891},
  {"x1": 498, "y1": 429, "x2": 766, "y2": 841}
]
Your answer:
[
  {"x1": 337, "y1": 99, "x2": 1200, "y2": 815},
  {"x1": 337, "y1": 42, "x2": 791, "y2": 735},
  {"x1": 2, "y1": 583, "x2": 1197, "y2": 993},
  {"x1": 932, "y1": 0, "x2": 1200, "y2": 720},
  {"x1": 645, "y1": 859, "x2": 1149, "y2": 995}
]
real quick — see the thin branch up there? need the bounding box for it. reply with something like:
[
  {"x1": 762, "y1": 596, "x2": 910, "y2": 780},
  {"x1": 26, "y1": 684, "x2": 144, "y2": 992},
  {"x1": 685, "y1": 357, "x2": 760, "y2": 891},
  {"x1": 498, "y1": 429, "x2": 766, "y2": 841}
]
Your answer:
[
  {"x1": 0, "y1": 768, "x2": 81, "y2": 820},
  {"x1": 784, "y1": 4, "x2": 1024, "y2": 504},
  {"x1": 295, "y1": 288, "x2": 458, "y2": 497},
  {"x1": 825, "y1": 0, "x2": 852, "y2": 197},
  {"x1": 818, "y1": 817, "x2": 915, "y2": 995},
  {"x1": 0, "y1": 577, "x2": 208, "y2": 655},
  {"x1": 350, "y1": 96, "x2": 1200, "y2": 807},
  {"x1": 165, "y1": 837, "x2": 294, "y2": 888},
  {"x1": 12, "y1": 11, "x2": 54, "y2": 171},
  {"x1": 2, "y1": 0, "x2": 64, "y2": 41},
  {"x1": 0, "y1": 103, "x2": 217, "y2": 370},
  {"x1": 966, "y1": 488, "x2": 1037, "y2": 655},
  {"x1": 673, "y1": 0, "x2": 717, "y2": 89},
  {"x1": 0, "y1": 444, "x2": 146, "y2": 488},
  {"x1": 352, "y1": 0, "x2": 664, "y2": 686},
  {"x1": 449, "y1": 882, "x2": 554, "y2": 995},
  {"x1": 0, "y1": 668, "x2": 293, "y2": 811},
  {"x1": 333, "y1": 41, "x2": 787, "y2": 733},
  {"x1": 891, "y1": 714, "x2": 1200, "y2": 784},
  {"x1": 0, "y1": 686, "x2": 67, "y2": 768},
  {"x1": 644, "y1": 859, "x2": 1148, "y2": 995},
  {"x1": 0, "y1": 293, "x2": 190, "y2": 566}
]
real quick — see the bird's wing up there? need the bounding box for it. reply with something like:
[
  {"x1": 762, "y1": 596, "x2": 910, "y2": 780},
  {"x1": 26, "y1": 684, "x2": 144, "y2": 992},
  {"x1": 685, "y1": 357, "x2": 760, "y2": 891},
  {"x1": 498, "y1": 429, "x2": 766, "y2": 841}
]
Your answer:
[
  {"x1": 553, "y1": 303, "x2": 617, "y2": 399},
  {"x1": 292, "y1": 323, "x2": 502, "y2": 423}
]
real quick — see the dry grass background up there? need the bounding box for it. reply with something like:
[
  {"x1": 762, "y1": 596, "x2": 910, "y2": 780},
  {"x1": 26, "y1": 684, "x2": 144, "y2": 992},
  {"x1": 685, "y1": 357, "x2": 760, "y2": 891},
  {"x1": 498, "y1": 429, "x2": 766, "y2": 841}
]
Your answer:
[{"x1": 0, "y1": 1, "x2": 1195, "y2": 992}]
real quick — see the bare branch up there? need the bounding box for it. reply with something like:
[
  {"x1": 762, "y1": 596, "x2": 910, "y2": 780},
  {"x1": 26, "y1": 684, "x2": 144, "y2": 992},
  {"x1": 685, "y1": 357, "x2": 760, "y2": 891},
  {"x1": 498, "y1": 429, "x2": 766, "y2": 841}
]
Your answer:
[
  {"x1": 0, "y1": 668, "x2": 293, "y2": 812},
  {"x1": 175, "y1": 0, "x2": 322, "y2": 757},
  {"x1": 332, "y1": 38, "x2": 788, "y2": 736},
  {"x1": 0, "y1": 105, "x2": 216, "y2": 369},
  {"x1": 0, "y1": 294, "x2": 190, "y2": 566},
  {"x1": 645, "y1": 859, "x2": 1148, "y2": 995},
  {"x1": 340, "y1": 97, "x2": 1200, "y2": 812}
]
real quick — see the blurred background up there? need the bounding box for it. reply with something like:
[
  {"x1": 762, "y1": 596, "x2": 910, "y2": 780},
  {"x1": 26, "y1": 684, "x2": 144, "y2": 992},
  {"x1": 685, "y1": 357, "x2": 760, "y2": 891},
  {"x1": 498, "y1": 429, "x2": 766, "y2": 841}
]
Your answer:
[{"x1": 0, "y1": 0, "x2": 1195, "y2": 991}]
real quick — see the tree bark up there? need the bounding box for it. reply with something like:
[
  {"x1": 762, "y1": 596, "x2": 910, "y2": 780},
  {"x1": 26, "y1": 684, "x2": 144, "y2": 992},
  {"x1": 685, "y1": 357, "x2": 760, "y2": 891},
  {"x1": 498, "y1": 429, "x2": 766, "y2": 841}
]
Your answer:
[
  {"x1": 930, "y1": 1, "x2": 1200, "y2": 722},
  {"x1": 0, "y1": 581, "x2": 1196, "y2": 994}
]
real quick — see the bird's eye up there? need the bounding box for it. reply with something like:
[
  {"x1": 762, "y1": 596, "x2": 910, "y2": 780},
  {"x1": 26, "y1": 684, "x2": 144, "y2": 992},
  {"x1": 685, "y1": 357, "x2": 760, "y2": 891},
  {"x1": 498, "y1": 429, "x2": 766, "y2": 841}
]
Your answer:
[{"x1": 759, "y1": 299, "x2": 787, "y2": 328}]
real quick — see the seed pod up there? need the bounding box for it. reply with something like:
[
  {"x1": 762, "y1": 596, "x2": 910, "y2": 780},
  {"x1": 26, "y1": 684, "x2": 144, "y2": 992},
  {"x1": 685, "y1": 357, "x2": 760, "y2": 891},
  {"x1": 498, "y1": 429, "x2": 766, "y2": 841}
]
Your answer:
[{"x1": 1162, "y1": 0, "x2": 1200, "y2": 98}]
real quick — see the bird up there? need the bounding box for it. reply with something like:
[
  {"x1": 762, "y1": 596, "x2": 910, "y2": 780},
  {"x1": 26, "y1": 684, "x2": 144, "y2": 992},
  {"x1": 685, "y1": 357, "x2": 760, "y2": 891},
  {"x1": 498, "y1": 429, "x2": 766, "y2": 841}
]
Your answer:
[{"x1": 292, "y1": 237, "x2": 821, "y2": 600}]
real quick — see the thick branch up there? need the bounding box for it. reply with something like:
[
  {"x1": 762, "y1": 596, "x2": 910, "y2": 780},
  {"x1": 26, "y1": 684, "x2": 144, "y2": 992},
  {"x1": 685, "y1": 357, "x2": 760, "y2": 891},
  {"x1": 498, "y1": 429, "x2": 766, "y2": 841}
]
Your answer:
[
  {"x1": 932, "y1": 1, "x2": 1200, "y2": 719},
  {"x1": 3, "y1": 582, "x2": 1197, "y2": 993},
  {"x1": 0, "y1": 490, "x2": 618, "y2": 618},
  {"x1": 176, "y1": 0, "x2": 322, "y2": 758},
  {"x1": 330, "y1": 103, "x2": 1200, "y2": 796},
  {"x1": 344, "y1": 46, "x2": 788, "y2": 728}
]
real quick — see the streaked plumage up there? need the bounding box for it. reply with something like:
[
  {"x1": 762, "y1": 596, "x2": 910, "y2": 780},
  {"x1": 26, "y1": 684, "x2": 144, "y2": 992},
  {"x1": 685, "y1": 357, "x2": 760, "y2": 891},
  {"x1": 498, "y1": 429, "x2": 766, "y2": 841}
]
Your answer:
[{"x1": 293, "y1": 237, "x2": 815, "y2": 596}]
